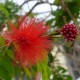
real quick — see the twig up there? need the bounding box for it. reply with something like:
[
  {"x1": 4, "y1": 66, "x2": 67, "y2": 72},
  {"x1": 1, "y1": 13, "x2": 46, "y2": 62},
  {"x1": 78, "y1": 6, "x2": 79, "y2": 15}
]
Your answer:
[
  {"x1": 19, "y1": 2, "x2": 47, "y2": 26},
  {"x1": 27, "y1": 2, "x2": 46, "y2": 15},
  {"x1": 61, "y1": 0, "x2": 77, "y2": 25},
  {"x1": 19, "y1": 0, "x2": 37, "y2": 9},
  {"x1": 19, "y1": 0, "x2": 57, "y2": 9}
]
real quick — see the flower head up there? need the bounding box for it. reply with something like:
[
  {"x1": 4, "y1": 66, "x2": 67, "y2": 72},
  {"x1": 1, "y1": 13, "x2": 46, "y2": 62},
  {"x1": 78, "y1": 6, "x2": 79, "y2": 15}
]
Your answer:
[
  {"x1": 60, "y1": 23, "x2": 79, "y2": 42},
  {"x1": 3, "y1": 17, "x2": 52, "y2": 66}
]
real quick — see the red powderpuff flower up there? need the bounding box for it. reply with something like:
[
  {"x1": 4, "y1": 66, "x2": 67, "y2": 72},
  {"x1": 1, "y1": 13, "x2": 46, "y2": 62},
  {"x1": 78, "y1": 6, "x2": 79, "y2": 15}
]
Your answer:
[
  {"x1": 60, "y1": 23, "x2": 79, "y2": 42},
  {"x1": 3, "y1": 17, "x2": 52, "y2": 66}
]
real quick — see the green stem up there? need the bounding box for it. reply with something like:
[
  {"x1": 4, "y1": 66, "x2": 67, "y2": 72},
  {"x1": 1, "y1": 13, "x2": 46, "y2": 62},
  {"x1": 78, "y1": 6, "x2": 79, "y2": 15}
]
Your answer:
[{"x1": 23, "y1": 67, "x2": 31, "y2": 80}]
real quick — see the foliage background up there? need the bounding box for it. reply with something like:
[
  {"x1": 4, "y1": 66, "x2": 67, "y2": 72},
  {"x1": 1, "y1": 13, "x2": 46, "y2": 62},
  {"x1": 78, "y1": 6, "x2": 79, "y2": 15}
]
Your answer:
[{"x1": 0, "y1": 0, "x2": 80, "y2": 80}]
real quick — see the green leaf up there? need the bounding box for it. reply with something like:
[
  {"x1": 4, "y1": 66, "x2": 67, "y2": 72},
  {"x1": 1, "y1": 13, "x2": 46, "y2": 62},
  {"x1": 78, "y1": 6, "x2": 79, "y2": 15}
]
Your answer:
[
  {"x1": 37, "y1": 63, "x2": 42, "y2": 72},
  {"x1": 6, "y1": 49, "x2": 14, "y2": 60},
  {"x1": 41, "y1": 63, "x2": 49, "y2": 80},
  {"x1": 0, "y1": 65, "x2": 11, "y2": 80},
  {"x1": 46, "y1": 66, "x2": 52, "y2": 78},
  {"x1": 0, "y1": 37, "x2": 5, "y2": 46},
  {"x1": 54, "y1": 0, "x2": 60, "y2": 5},
  {"x1": 24, "y1": 67, "x2": 31, "y2": 79},
  {"x1": 46, "y1": 18, "x2": 55, "y2": 25},
  {"x1": 36, "y1": 59, "x2": 51, "y2": 80},
  {"x1": 63, "y1": 75, "x2": 73, "y2": 80},
  {"x1": 48, "y1": 53, "x2": 54, "y2": 64},
  {"x1": 58, "y1": 66, "x2": 67, "y2": 73},
  {"x1": 0, "y1": 4, "x2": 9, "y2": 18},
  {"x1": 14, "y1": 66, "x2": 21, "y2": 76},
  {"x1": 1, "y1": 56, "x2": 14, "y2": 78}
]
